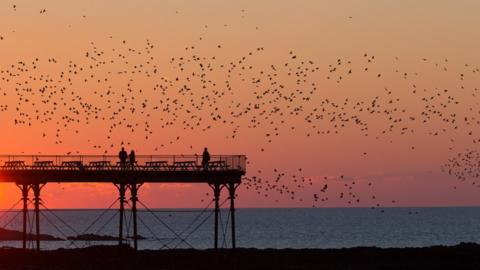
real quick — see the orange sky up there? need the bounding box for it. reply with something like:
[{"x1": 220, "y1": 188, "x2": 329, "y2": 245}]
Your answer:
[{"x1": 0, "y1": 1, "x2": 480, "y2": 208}]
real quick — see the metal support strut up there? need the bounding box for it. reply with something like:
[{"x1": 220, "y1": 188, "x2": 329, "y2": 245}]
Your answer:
[
  {"x1": 228, "y1": 182, "x2": 238, "y2": 249},
  {"x1": 32, "y1": 184, "x2": 42, "y2": 251},
  {"x1": 117, "y1": 183, "x2": 126, "y2": 246},
  {"x1": 20, "y1": 184, "x2": 29, "y2": 250},
  {"x1": 213, "y1": 183, "x2": 221, "y2": 249},
  {"x1": 130, "y1": 182, "x2": 139, "y2": 250}
]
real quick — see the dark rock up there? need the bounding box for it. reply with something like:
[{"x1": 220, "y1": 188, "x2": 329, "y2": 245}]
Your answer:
[
  {"x1": 67, "y1": 234, "x2": 147, "y2": 241},
  {"x1": 67, "y1": 234, "x2": 120, "y2": 241},
  {"x1": 0, "y1": 227, "x2": 63, "y2": 241}
]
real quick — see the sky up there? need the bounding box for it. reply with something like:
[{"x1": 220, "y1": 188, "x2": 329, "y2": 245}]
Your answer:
[{"x1": 0, "y1": 1, "x2": 480, "y2": 209}]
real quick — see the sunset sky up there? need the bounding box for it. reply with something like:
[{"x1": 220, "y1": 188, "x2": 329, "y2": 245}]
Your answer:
[{"x1": 0, "y1": 1, "x2": 480, "y2": 209}]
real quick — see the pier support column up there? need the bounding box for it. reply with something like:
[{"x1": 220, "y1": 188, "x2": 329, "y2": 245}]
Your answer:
[
  {"x1": 117, "y1": 183, "x2": 126, "y2": 246},
  {"x1": 228, "y1": 183, "x2": 238, "y2": 249},
  {"x1": 32, "y1": 184, "x2": 42, "y2": 251},
  {"x1": 213, "y1": 183, "x2": 221, "y2": 249},
  {"x1": 17, "y1": 184, "x2": 30, "y2": 250},
  {"x1": 129, "y1": 182, "x2": 140, "y2": 251}
]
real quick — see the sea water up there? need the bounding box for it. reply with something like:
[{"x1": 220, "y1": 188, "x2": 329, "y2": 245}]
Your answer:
[{"x1": 1, "y1": 207, "x2": 480, "y2": 250}]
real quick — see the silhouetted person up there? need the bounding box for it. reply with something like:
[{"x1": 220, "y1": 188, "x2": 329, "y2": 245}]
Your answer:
[
  {"x1": 202, "y1": 147, "x2": 210, "y2": 171},
  {"x1": 119, "y1": 147, "x2": 128, "y2": 168},
  {"x1": 129, "y1": 150, "x2": 136, "y2": 169}
]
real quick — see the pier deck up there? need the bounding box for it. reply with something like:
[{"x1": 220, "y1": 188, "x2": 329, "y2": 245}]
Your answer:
[{"x1": 0, "y1": 155, "x2": 245, "y2": 183}]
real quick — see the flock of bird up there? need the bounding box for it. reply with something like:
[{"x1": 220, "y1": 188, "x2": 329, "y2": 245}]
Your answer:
[
  {"x1": 0, "y1": 4, "x2": 479, "y2": 208},
  {"x1": 442, "y1": 150, "x2": 480, "y2": 187}
]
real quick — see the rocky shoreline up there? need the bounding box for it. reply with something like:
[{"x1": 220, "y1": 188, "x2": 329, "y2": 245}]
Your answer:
[{"x1": 0, "y1": 243, "x2": 479, "y2": 269}]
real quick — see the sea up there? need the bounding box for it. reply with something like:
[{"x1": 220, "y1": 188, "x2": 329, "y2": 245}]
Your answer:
[{"x1": 1, "y1": 207, "x2": 480, "y2": 250}]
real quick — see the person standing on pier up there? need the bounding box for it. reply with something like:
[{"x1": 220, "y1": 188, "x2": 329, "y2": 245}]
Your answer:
[
  {"x1": 119, "y1": 147, "x2": 128, "y2": 169},
  {"x1": 129, "y1": 150, "x2": 136, "y2": 169},
  {"x1": 202, "y1": 147, "x2": 210, "y2": 171}
]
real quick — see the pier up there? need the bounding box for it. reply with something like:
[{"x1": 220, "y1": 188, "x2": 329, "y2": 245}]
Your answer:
[{"x1": 0, "y1": 154, "x2": 246, "y2": 250}]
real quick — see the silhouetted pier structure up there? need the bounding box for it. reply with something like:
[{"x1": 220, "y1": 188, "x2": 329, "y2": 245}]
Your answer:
[{"x1": 0, "y1": 154, "x2": 246, "y2": 250}]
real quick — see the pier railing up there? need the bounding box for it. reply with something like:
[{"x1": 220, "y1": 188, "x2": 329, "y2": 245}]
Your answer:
[{"x1": 0, "y1": 154, "x2": 246, "y2": 172}]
